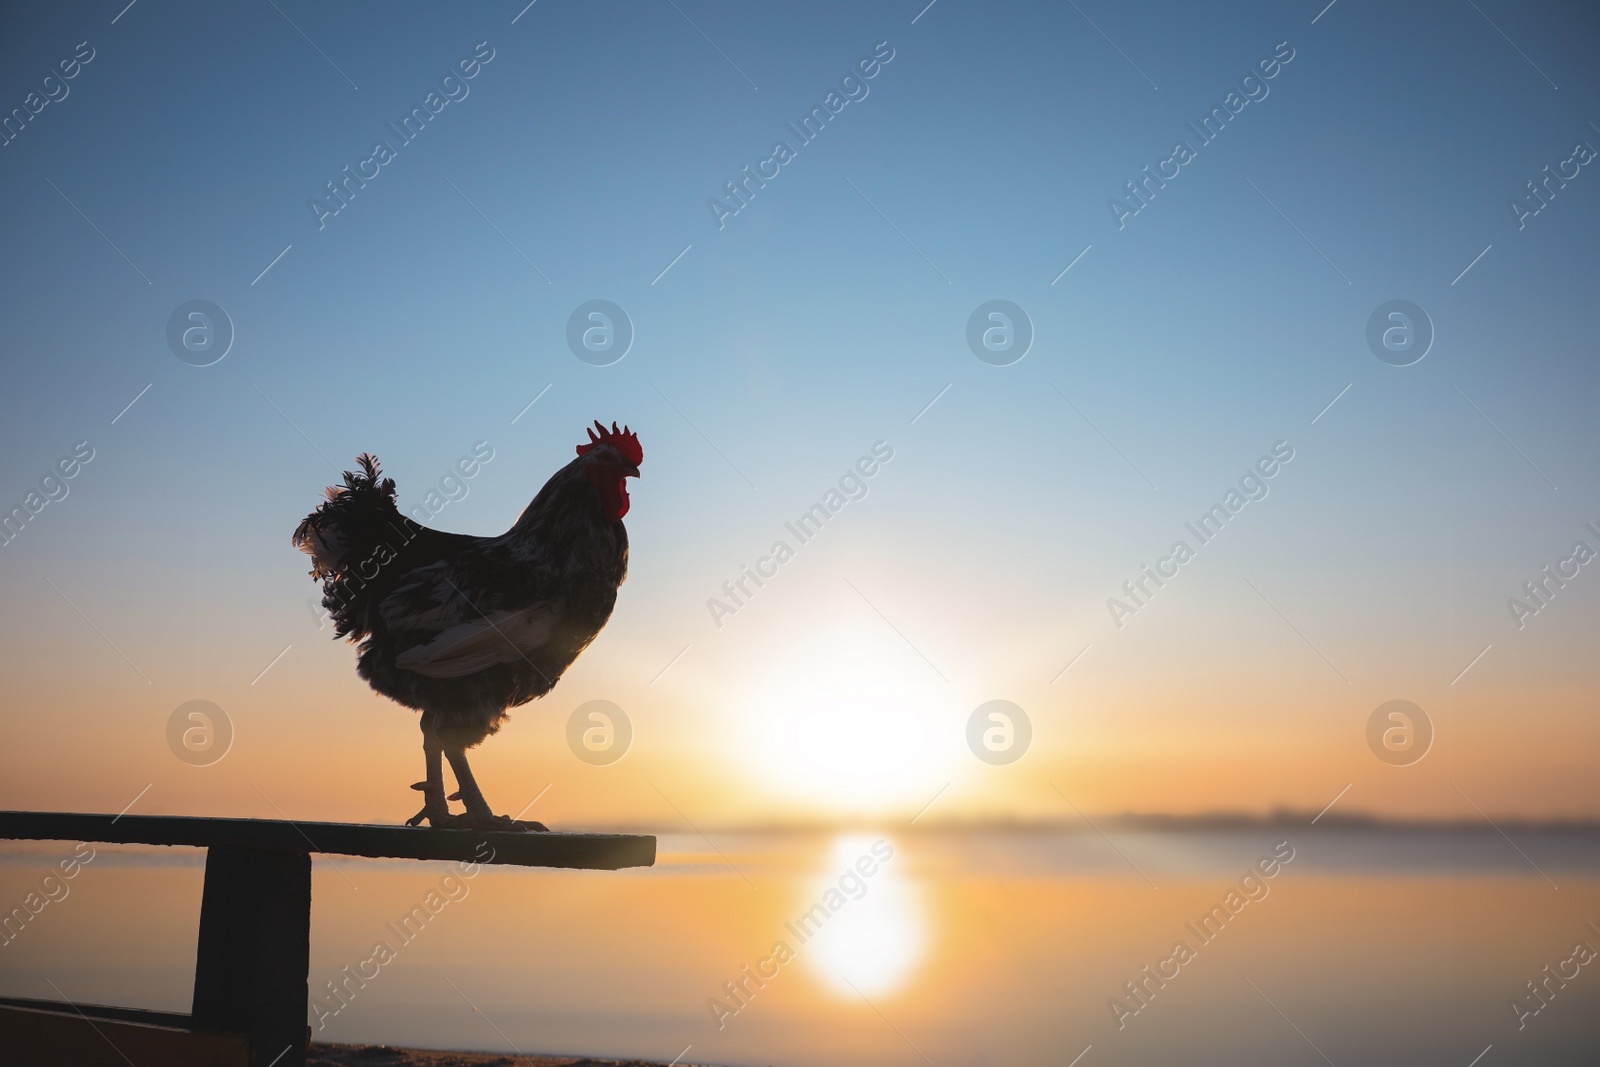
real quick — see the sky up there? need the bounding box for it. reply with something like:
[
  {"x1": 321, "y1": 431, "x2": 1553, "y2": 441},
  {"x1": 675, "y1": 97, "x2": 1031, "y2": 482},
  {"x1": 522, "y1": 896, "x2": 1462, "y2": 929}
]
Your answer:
[{"x1": 2, "y1": 0, "x2": 1599, "y2": 830}]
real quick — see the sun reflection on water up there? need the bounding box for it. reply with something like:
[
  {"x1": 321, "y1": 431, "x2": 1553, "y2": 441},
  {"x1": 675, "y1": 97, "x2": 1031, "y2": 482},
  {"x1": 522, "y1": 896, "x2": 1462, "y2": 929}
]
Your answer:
[{"x1": 802, "y1": 834, "x2": 922, "y2": 997}]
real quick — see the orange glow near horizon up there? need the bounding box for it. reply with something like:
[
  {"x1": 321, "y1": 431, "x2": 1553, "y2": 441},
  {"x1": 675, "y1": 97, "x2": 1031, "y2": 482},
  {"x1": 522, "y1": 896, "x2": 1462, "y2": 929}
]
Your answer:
[{"x1": 3, "y1": 628, "x2": 1598, "y2": 830}]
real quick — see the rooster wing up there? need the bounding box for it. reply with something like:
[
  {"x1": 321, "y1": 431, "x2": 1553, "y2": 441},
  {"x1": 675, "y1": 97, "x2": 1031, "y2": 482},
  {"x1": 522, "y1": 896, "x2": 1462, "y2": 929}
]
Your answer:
[{"x1": 382, "y1": 559, "x2": 560, "y2": 679}]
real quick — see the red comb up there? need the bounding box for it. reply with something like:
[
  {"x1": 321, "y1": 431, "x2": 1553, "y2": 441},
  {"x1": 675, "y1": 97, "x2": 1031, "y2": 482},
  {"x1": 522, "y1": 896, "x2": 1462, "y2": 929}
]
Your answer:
[{"x1": 576, "y1": 420, "x2": 642, "y2": 466}]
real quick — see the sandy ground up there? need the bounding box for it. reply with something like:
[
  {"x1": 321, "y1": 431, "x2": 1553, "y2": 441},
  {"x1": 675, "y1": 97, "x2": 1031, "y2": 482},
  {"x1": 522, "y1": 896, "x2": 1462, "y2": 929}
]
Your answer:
[{"x1": 308, "y1": 1043, "x2": 716, "y2": 1067}]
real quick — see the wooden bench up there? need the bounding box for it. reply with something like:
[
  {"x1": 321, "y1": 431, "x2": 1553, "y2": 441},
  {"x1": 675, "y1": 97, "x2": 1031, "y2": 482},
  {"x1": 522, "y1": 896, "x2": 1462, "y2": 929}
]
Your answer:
[{"x1": 0, "y1": 810, "x2": 655, "y2": 1067}]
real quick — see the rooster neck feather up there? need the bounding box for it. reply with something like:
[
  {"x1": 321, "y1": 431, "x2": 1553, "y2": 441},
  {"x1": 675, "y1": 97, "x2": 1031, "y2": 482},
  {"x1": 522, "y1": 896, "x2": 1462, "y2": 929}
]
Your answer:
[{"x1": 507, "y1": 456, "x2": 629, "y2": 569}]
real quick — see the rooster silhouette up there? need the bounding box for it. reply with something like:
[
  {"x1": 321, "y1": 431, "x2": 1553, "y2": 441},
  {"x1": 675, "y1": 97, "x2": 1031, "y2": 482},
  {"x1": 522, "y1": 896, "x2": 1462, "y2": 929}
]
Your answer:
[{"x1": 293, "y1": 422, "x2": 642, "y2": 830}]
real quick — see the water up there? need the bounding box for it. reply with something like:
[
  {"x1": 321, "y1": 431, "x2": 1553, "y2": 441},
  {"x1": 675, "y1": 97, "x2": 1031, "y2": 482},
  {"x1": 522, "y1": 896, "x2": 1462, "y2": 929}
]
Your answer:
[{"x1": 2, "y1": 827, "x2": 1597, "y2": 1066}]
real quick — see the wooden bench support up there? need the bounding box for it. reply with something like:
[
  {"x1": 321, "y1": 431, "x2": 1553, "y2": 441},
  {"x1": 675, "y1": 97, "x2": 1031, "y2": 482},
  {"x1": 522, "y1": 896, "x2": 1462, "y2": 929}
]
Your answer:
[{"x1": 192, "y1": 845, "x2": 312, "y2": 1067}]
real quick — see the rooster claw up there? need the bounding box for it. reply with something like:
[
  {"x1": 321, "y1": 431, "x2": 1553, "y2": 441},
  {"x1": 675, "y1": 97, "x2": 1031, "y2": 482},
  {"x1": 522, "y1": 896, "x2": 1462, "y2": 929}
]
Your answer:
[
  {"x1": 404, "y1": 782, "x2": 547, "y2": 831},
  {"x1": 403, "y1": 804, "x2": 546, "y2": 832},
  {"x1": 442, "y1": 811, "x2": 548, "y2": 833}
]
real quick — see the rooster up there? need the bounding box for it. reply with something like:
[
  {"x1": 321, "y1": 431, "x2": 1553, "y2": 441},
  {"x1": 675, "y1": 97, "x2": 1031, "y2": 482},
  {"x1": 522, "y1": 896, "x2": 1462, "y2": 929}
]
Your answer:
[{"x1": 292, "y1": 421, "x2": 642, "y2": 830}]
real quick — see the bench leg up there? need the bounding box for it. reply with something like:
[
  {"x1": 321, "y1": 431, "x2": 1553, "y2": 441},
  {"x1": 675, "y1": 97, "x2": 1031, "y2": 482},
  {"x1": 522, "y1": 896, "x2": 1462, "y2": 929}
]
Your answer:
[{"x1": 192, "y1": 846, "x2": 311, "y2": 1067}]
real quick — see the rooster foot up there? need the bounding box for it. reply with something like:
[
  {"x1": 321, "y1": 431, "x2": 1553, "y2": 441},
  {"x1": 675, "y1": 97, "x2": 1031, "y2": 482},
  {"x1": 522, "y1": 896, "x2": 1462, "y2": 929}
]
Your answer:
[
  {"x1": 405, "y1": 780, "x2": 456, "y2": 829},
  {"x1": 442, "y1": 790, "x2": 548, "y2": 832},
  {"x1": 404, "y1": 784, "x2": 546, "y2": 831},
  {"x1": 436, "y1": 811, "x2": 549, "y2": 832},
  {"x1": 410, "y1": 810, "x2": 547, "y2": 831}
]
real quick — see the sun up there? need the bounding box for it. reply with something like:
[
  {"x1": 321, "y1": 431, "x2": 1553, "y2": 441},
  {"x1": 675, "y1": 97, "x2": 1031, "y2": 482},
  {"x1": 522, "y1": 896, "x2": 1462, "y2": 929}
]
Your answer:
[{"x1": 733, "y1": 623, "x2": 955, "y2": 815}]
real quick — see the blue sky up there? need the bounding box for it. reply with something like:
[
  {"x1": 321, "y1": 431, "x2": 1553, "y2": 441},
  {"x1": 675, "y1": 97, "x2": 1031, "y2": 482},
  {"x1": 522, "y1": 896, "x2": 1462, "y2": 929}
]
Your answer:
[{"x1": 2, "y1": 0, "x2": 1599, "y2": 823}]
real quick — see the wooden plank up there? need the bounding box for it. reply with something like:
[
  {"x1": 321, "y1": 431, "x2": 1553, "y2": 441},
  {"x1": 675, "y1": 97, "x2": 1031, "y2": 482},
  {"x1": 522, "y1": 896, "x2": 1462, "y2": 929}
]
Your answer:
[
  {"x1": 192, "y1": 846, "x2": 312, "y2": 1067},
  {"x1": 0, "y1": 1000, "x2": 249, "y2": 1067},
  {"x1": 0, "y1": 995, "x2": 192, "y2": 1028},
  {"x1": 0, "y1": 811, "x2": 655, "y2": 870}
]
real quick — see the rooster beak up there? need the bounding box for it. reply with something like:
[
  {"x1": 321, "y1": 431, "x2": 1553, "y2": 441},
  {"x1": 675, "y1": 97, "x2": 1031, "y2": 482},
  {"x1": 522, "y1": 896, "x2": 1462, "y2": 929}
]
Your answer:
[{"x1": 621, "y1": 464, "x2": 640, "y2": 478}]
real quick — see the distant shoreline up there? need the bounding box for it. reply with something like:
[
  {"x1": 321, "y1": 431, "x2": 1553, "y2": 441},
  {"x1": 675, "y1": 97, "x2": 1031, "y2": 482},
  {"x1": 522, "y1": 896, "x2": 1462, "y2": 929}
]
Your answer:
[
  {"x1": 3, "y1": 809, "x2": 1599, "y2": 854},
  {"x1": 309, "y1": 1042, "x2": 718, "y2": 1067},
  {"x1": 577, "y1": 810, "x2": 1600, "y2": 836}
]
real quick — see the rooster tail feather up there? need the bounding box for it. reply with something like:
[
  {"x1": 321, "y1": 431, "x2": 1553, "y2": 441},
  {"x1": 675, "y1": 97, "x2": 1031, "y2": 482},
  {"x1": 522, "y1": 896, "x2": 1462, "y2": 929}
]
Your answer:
[
  {"x1": 292, "y1": 453, "x2": 413, "y2": 638},
  {"x1": 293, "y1": 456, "x2": 395, "y2": 564}
]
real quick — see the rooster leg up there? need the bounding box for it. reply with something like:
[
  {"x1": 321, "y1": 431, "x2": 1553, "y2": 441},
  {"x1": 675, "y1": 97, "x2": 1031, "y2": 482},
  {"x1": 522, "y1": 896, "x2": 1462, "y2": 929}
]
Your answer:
[
  {"x1": 405, "y1": 726, "x2": 453, "y2": 827},
  {"x1": 444, "y1": 746, "x2": 547, "y2": 832}
]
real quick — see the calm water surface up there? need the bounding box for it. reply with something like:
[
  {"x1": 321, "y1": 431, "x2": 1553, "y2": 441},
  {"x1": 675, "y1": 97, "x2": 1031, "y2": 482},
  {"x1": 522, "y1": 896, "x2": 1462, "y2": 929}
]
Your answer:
[{"x1": 2, "y1": 827, "x2": 1597, "y2": 1066}]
